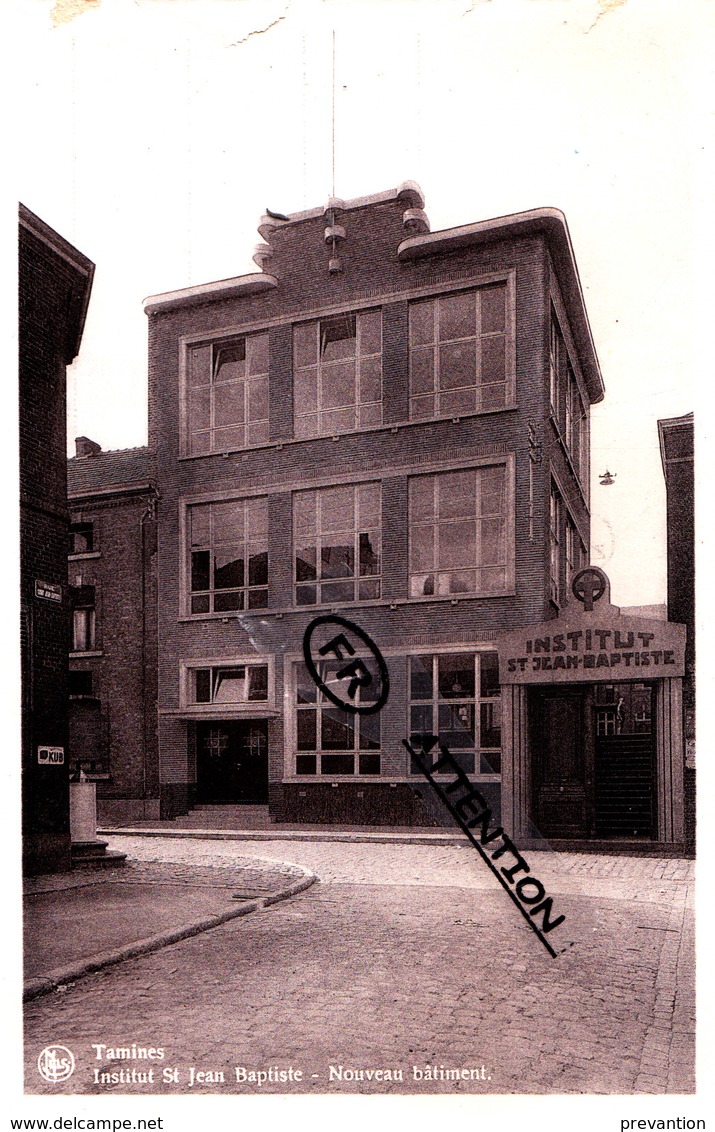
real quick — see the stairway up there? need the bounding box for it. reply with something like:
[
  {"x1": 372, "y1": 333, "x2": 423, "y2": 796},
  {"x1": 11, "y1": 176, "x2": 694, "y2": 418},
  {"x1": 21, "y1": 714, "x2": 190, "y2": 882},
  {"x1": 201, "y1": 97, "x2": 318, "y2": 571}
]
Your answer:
[{"x1": 170, "y1": 805, "x2": 274, "y2": 830}]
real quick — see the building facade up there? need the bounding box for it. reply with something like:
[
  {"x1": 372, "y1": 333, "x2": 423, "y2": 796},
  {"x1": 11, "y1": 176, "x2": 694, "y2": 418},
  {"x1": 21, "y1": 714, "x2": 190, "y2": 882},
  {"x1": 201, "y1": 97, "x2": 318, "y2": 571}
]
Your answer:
[
  {"x1": 67, "y1": 439, "x2": 160, "y2": 824},
  {"x1": 145, "y1": 183, "x2": 611, "y2": 832},
  {"x1": 19, "y1": 205, "x2": 94, "y2": 874}
]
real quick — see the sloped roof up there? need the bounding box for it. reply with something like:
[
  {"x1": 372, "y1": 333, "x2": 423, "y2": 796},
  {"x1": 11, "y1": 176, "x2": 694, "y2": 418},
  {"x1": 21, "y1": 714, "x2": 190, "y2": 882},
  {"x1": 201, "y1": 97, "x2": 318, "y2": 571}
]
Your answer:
[{"x1": 67, "y1": 446, "x2": 155, "y2": 498}]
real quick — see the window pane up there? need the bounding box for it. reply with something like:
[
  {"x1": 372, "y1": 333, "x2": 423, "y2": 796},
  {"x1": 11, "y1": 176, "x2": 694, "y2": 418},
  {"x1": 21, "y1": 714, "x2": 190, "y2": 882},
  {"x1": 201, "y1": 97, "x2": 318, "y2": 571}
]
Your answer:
[
  {"x1": 248, "y1": 377, "x2": 269, "y2": 422},
  {"x1": 213, "y1": 426, "x2": 245, "y2": 451},
  {"x1": 359, "y1": 310, "x2": 382, "y2": 354},
  {"x1": 321, "y1": 544, "x2": 354, "y2": 578},
  {"x1": 189, "y1": 345, "x2": 212, "y2": 387},
  {"x1": 480, "y1": 652, "x2": 500, "y2": 698},
  {"x1": 195, "y1": 669, "x2": 211, "y2": 703},
  {"x1": 322, "y1": 487, "x2": 354, "y2": 531},
  {"x1": 190, "y1": 431, "x2": 212, "y2": 456},
  {"x1": 481, "y1": 336, "x2": 506, "y2": 384},
  {"x1": 410, "y1": 349, "x2": 434, "y2": 395},
  {"x1": 438, "y1": 521, "x2": 476, "y2": 569},
  {"x1": 294, "y1": 492, "x2": 317, "y2": 535},
  {"x1": 321, "y1": 580, "x2": 355, "y2": 603},
  {"x1": 442, "y1": 389, "x2": 476, "y2": 418},
  {"x1": 438, "y1": 654, "x2": 475, "y2": 698},
  {"x1": 480, "y1": 517, "x2": 505, "y2": 565},
  {"x1": 480, "y1": 466, "x2": 506, "y2": 514},
  {"x1": 480, "y1": 283, "x2": 506, "y2": 333},
  {"x1": 358, "y1": 483, "x2": 381, "y2": 527},
  {"x1": 70, "y1": 524, "x2": 93, "y2": 554},
  {"x1": 439, "y1": 470, "x2": 475, "y2": 520},
  {"x1": 440, "y1": 292, "x2": 475, "y2": 341},
  {"x1": 248, "y1": 588, "x2": 268, "y2": 609},
  {"x1": 439, "y1": 342, "x2": 476, "y2": 389},
  {"x1": 248, "y1": 550, "x2": 268, "y2": 586},
  {"x1": 191, "y1": 594, "x2": 210, "y2": 614},
  {"x1": 481, "y1": 701, "x2": 501, "y2": 748},
  {"x1": 214, "y1": 382, "x2": 244, "y2": 427},
  {"x1": 296, "y1": 755, "x2": 317, "y2": 774},
  {"x1": 410, "y1": 655, "x2": 433, "y2": 699},
  {"x1": 213, "y1": 667, "x2": 247, "y2": 702},
  {"x1": 411, "y1": 573, "x2": 434, "y2": 597},
  {"x1": 359, "y1": 403, "x2": 381, "y2": 428},
  {"x1": 321, "y1": 407, "x2": 355, "y2": 434},
  {"x1": 411, "y1": 525, "x2": 434, "y2": 572},
  {"x1": 191, "y1": 550, "x2": 211, "y2": 592},
  {"x1": 297, "y1": 711, "x2": 317, "y2": 750},
  {"x1": 410, "y1": 477, "x2": 435, "y2": 523},
  {"x1": 321, "y1": 755, "x2": 355, "y2": 775},
  {"x1": 213, "y1": 501, "x2": 243, "y2": 544},
  {"x1": 296, "y1": 584, "x2": 317, "y2": 605},
  {"x1": 214, "y1": 591, "x2": 243, "y2": 612},
  {"x1": 215, "y1": 342, "x2": 245, "y2": 382},
  {"x1": 410, "y1": 394, "x2": 435, "y2": 419},
  {"x1": 214, "y1": 550, "x2": 244, "y2": 589},
  {"x1": 411, "y1": 705, "x2": 433, "y2": 734},
  {"x1": 359, "y1": 356, "x2": 381, "y2": 403},
  {"x1": 359, "y1": 754, "x2": 381, "y2": 775},
  {"x1": 190, "y1": 505, "x2": 210, "y2": 545},
  {"x1": 321, "y1": 709, "x2": 354, "y2": 750},
  {"x1": 358, "y1": 578, "x2": 380, "y2": 600},
  {"x1": 480, "y1": 383, "x2": 506, "y2": 410},
  {"x1": 439, "y1": 569, "x2": 476, "y2": 594},
  {"x1": 480, "y1": 566, "x2": 507, "y2": 591},
  {"x1": 321, "y1": 315, "x2": 356, "y2": 361},
  {"x1": 321, "y1": 361, "x2": 356, "y2": 410},
  {"x1": 439, "y1": 703, "x2": 475, "y2": 747},
  {"x1": 359, "y1": 532, "x2": 380, "y2": 575},
  {"x1": 296, "y1": 547, "x2": 317, "y2": 581},
  {"x1": 295, "y1": 368, "x2": 318, "y2": 415},
  {"x1": 189, "y1": 387, "x2": 210, "y2": 430},
  {"x1": 248, "y1": 666, "x2": 269, "y2": 701},
  {"x1": 481, "y1": 751, "x2": 501, "y2": 774},
  {"x1": 247, "y1": 498, "x2": 268, "y2": 537},
  {"x1": 294, "y1": 322, "x2": 317, "y2": 368},
  {"x1": 450, "y1": 751, "x2": 475, "y2": 774},
  {"x1": 410, "y1": 300, "x2": 435, "y2": 346},
  {"x1": 247, "y1": 334, "x2": 268, "y2": 375},
  {"x1": 359, "y1": 712, "x2": 381, "y2": 750}
]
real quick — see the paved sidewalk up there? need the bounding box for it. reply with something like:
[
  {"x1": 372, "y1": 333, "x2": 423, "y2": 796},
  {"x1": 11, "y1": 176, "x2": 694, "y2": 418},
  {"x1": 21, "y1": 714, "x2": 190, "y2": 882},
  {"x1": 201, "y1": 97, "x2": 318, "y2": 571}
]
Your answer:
[{"x1": 24, "y1": 855, "x2": 316, "y2": 1001}]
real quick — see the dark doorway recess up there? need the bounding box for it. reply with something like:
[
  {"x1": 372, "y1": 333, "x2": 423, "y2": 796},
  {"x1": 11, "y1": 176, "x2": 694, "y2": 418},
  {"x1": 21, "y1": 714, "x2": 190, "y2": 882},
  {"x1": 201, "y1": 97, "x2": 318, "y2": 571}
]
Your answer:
[{"x1": 196, "y1": 720, "x2": 268, "y2": 803}]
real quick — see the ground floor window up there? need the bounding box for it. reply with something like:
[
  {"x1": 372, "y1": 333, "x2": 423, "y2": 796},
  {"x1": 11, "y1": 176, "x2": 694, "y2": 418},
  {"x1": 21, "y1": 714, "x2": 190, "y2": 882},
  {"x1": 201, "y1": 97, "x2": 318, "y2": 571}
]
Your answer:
[
  {"x1": 408, "y1": 651, "x2": 501, "y2": 777},
  {"x1": 191, "y1": 663, "x2": 269, "y2": 705},
  {"x1": 294, "y1": 660, "x2": 381, "y2": 775}
]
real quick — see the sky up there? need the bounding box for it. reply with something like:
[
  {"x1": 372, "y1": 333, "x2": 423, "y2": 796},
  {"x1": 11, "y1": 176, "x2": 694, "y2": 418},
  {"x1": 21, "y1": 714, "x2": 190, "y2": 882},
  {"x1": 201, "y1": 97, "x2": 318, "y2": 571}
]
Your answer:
[{"x1": 10, "y1": 0, "x2": 711, "y2": 607}]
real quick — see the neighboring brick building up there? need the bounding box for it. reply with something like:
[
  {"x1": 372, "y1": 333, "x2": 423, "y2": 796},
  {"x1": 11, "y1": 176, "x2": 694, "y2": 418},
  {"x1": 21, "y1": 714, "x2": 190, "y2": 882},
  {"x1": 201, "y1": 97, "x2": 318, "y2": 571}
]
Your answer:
[
  {"x1": 658, "y1": 412, "x2": 695, "y2": 851},
  {"x1": 143, "y1": 182, "x2": 614, "y2": 832},
  {"x1": 67, "y1": 439, "x2": 159, "y2": 824},
  {"x1": 19, "y1": 205, "x2": 94, "y2": 874}
]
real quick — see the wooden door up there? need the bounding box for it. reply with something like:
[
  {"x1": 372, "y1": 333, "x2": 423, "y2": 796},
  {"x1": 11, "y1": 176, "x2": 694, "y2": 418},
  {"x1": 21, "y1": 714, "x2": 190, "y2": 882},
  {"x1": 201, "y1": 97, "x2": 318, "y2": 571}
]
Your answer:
[{"x1": 530, "y1": 688, "x2": 593, "y2": 838}]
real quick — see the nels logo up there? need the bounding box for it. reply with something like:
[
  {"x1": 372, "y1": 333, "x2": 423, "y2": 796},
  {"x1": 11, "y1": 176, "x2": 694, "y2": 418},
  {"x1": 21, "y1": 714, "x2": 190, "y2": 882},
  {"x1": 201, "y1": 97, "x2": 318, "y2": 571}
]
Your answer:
[{"x1": 37, "y1": 1045, "x2": 75, "y2": 1083}]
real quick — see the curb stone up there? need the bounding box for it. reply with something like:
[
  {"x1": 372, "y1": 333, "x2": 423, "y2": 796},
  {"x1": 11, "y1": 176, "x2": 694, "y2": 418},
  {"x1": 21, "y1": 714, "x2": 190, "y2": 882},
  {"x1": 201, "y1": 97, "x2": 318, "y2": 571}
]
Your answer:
[{"x1": 23, "y1": 861, "x2": 317, "y2": 1003}]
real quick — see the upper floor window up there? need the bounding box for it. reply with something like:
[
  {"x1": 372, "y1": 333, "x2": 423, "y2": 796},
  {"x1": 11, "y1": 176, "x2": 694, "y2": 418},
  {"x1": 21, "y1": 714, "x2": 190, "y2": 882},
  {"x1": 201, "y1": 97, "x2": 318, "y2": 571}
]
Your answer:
[
  {"x1": 71, "y1": 585, "x2": 96, "y2": 652},
  {"x1": 186, "y1": 333, "x2": 269, "y2": 455},
  {"x1": 549, "y1": 483, "x2": 562, "y2": 604},
  {"x1": 188, "y1": 497, "x2": 268, "y2": 614},
  {"x1": 408, "y1": 652, "x2": 501, "y2": 777},
  {"x1": 293, "y1": 310, "x2": 382, "y2": 438},
  {"x1": 69, "y1": 522, "x2": 94, "y2": 555},
  {"x1": 549, "y1": 310, "x2": 589, "y2": 487},
  {"x1": 565, "y1": 514, "x2": 586, "y2": 587},
  {"x1": 409, "y1": 465, "x2": 508, "y2": 598},
  {"x1": 294, "y1": 482, "x2": 381, "y2": 605},
  {"x1": 409, "y1": 283, "x2": 509, "y2": 420}
]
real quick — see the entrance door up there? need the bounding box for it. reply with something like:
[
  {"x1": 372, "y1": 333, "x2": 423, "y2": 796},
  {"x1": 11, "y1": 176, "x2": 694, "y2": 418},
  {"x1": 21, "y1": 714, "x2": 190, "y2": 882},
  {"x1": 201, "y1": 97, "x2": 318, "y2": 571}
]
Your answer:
[
  {"x1": 196, "y1": 721, "x2": 268, "y2": 803},
  {"x1": 593, "y1": 683, "x2": 655, "y2": 837},
  {"x1": 530, "y1": 688, "x2": 593, "y2": 838}
]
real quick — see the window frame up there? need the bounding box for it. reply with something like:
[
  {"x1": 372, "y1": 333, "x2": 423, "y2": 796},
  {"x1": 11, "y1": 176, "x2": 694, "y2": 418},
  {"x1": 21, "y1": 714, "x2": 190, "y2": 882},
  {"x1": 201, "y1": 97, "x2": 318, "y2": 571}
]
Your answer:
[
  {"x1": 549, "y1": 301, "x2": 590, "y2": 495},
  {"x1": 292, "y1": 308, "x2": 383, "y2": 439},
  {"x1": 407, "y1": 651, "x2": 502, "y2": 781},
  {"x1": 179, "y1": 656, "x2": 276, "y2": 717},
  {"x1": 186, "y1": 495, "x2": 269, "y2": 616},
  {"x1": 289, "y1": 658, "x2": 382, "y2": 778},
  {"x1": 407, "y1": 459, "x2": 514, "y2": 600},
  {"x1": 182, "y1": 330, "x2": 270, "y2": 457},
  {"x1": 408, "y1": 275, "x2": 516, "y2": 423},
  {"x1": 293, "y1": 481, "x2": 382, "y2": 607},
  {"x1": 69, "y1": 522, "x2": 94, "y2": 556}
]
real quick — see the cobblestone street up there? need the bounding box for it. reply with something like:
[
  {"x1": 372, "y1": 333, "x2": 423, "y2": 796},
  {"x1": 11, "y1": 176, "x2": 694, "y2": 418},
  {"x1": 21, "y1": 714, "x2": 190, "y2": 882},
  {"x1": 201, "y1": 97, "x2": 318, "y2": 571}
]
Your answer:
[{"x1": 24, "y1": 836, "x2": 695, "y2": 1096}]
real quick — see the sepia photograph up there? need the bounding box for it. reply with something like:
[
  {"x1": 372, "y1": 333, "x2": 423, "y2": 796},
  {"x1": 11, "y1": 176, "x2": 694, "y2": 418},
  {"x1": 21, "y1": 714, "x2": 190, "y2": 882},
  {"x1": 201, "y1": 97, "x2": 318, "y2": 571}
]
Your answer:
[{"x1": 8, "y1": 0, "x2": 712, "y2": 1125}]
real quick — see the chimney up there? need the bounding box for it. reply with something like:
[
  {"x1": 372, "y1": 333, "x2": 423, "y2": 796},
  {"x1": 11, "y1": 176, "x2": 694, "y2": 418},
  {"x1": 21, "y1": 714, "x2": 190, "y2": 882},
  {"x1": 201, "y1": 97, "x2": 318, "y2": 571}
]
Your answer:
[{"x1": 75, "y1": 437, "x2": 102, "y2": 457}]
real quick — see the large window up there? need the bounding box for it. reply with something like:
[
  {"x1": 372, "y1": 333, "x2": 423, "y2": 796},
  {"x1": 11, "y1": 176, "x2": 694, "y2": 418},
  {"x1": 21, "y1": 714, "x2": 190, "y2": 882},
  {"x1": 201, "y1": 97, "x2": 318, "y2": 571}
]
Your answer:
[
  {"x1": 549, "y1": 309, "x2": 589, "y2": 487},
  {"x1": 294, "y1": 660, "x2": 381, "y2": 776},
  {"x1": 408, "y1": 652, "x2": 501, "y2": 777},
  {"x1": 409, "y1": 283, "x2": 509, "y2": 419},
  {"x1": 294, "y1": 483, "x2": 381, "y2": 605},
  {"x1": 409, "y1": 465, "x2": 508, "y2": 598},
  {"x1": 190, "y1": 664, "x2": 269, "y2": 705},
  {"x1": 188, "y1": 497, "x2": 268, "y2": 613},
  {"x1": 186, "y1": 333, "x2": 269, "y2": 455},
  {"x1": 293, "y1": 310, "x2": 382, "y2": 438}
]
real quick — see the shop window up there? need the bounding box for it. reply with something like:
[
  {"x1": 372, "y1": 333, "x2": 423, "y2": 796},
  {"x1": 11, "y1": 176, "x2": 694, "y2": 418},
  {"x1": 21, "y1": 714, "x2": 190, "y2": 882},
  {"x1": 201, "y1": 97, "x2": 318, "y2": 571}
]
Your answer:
[
  {"x1": 409, "y1": 283, "x2": 510, "y2": 420},
  {"x1": 188, "y1": 496, "x2": 268, "y2": 614},
  {"x1": 69, "y1": 522, "x2": 94, "y2": 555},
  {"x1": 294, "y1": 660, "x2": 381, "y2": 775},
  {"x1": 409, "y1": 465, "x2": 508, "y2": 598},
  {"x1": 293, "y1": 309, "x2": 382, "y2": 438},
  {"x1": 408, "y1": 652, "x2": 501, "y2": 777},
  {"x1": 191, "y1": 664, "x2": 269, "y2": 705},
  {"x1": 186, "y1": 332, "x2": 269, "y2": 455},
  {"x1": 294, "y1": 482, "x2": 381, "y2": 605}
]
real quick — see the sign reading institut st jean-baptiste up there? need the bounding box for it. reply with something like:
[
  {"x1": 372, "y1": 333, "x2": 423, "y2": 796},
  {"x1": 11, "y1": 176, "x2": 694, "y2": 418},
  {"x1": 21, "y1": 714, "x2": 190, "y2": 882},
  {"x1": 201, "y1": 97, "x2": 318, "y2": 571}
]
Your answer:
[{"x1": 497, "y1": 567, "x2": 686, "y2": 685}]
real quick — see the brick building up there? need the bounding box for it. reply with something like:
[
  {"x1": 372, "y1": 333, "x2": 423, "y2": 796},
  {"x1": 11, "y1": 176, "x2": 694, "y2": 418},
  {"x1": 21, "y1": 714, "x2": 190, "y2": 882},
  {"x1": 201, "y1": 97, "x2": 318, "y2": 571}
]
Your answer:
[
  {"x1": 142, "y1": 182, "x2": 608, "y2": 831},
  {"x1": 19, "y1": 205, "x2": 94, "y2": 874},
  {"x1": 67, "y1": 438, "x2": 159, "y2": 824},
  {"x1": 658, "y1": 412, "x2": 695, "y2": 850}
]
